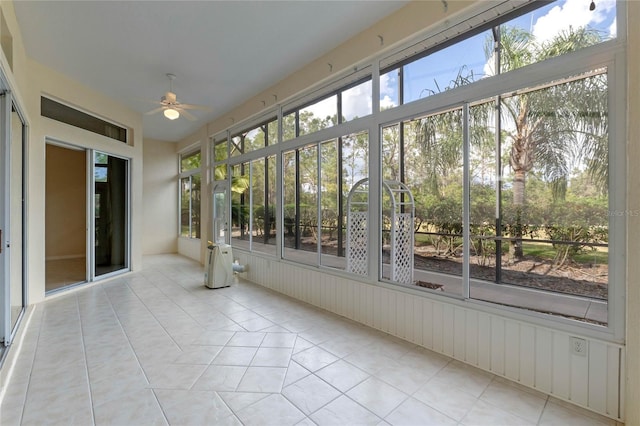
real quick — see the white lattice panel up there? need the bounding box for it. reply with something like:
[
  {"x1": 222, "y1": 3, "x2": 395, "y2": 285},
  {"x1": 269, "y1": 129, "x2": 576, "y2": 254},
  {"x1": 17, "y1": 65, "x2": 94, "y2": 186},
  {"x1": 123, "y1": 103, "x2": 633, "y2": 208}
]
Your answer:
[
  {"x1": 392, "y1": 213, "x2": 414, "y2": 284},
  {"x1": 347, "y1": 211, "x2": 368, "y2": 276}
]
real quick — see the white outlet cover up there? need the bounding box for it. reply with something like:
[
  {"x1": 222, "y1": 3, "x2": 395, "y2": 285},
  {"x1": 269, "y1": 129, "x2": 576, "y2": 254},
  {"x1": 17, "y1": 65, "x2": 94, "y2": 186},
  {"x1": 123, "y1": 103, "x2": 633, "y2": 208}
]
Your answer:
[{"x1": 570, "y1": 336, "x2": 588, "y2": 356}]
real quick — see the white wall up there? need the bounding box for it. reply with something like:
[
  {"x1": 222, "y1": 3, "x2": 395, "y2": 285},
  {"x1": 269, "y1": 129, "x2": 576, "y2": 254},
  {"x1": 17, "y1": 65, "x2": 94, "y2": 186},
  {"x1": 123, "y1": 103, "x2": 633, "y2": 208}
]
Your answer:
[{"x1": 142, "y1": 138, "x2": 178, "y2": 255}]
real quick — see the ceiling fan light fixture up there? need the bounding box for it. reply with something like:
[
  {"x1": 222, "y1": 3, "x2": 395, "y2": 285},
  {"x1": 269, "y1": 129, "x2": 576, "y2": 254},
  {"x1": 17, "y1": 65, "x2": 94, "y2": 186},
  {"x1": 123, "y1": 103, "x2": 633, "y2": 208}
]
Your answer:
[{"x1": 164, "y1": 108, "x2": 180, "y2": 120}]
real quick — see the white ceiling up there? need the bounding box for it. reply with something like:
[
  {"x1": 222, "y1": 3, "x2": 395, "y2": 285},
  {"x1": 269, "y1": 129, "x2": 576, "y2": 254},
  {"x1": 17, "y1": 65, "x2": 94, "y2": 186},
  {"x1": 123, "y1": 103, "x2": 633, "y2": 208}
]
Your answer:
[{"x1": 14, "y1": 1, "x2": 409, "y2": 142}]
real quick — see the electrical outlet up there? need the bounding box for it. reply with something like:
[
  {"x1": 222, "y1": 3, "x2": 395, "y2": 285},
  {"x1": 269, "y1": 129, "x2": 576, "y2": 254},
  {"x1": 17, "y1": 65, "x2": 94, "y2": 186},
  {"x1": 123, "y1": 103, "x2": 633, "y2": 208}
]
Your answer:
[{"x1": 570, "y1": 337, "x2": 587, "y2": 356}]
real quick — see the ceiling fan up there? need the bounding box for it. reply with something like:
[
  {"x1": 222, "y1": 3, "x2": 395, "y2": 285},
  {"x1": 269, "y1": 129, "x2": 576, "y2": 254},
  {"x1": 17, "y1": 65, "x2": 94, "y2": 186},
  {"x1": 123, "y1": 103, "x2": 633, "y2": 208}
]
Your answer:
[{"x1": 145, "y1": 73, "x2": 212, "y2": 121}]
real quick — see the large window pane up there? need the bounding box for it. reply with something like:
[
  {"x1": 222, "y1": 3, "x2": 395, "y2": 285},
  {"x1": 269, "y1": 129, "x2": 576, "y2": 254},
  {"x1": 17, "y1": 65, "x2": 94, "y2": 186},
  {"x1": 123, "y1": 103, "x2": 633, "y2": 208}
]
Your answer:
[
  {"x1": 181, "y1": 151, "x2": 201, "y2": 172},
  {"x1": 342, "y1": 80, "x2": 372, "y2": 121},
  {"x1": 403, "y1": 31, "x2": 491, "y2": 104},
  {"x1": 382, "y1": 109, "x2": 464, "y2": 295},
  {"x1": 299, "y1": 96, "x2": 337, "y2": 136},
  {"x1": 190, "y1": 173, "x2": 201, "y2": 239},
  {"x1": 283, "y1": 145, "x2": 318, "y2": 266},
  {"x1": 231, "y1": 163, "x2": 250, "y2": 250},
  {"x1": 213, "y1": 137, "x2": 228, "y2": 163},
  {"x1": 471, "y1": 72, "x2": 609, "y2": 324},
  {"x1": 380, "y1": 69, "x2": 399, "y2": 111},
  {"x1": 250, "y1": 156, "x2": 277, "y2": 255},
  {"x1": 180, "y1": 177, "x2": 191, "y2": 237}
]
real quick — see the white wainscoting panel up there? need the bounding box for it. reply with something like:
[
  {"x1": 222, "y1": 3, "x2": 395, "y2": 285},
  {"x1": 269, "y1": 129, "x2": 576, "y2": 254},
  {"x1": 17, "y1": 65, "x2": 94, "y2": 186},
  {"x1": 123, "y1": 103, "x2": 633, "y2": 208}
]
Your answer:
[{"x1": 234, "y1": 253, "x2": 623, "y2": 421}]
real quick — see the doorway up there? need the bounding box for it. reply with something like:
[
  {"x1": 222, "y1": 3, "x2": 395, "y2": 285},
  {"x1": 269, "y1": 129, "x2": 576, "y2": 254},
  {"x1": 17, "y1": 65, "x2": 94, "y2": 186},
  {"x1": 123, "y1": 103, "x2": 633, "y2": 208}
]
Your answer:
[
  {"x1": 45, "y1": 144, "x2": 130, "y2": 292},
  {"x1": 45, "y1": 144, "x2": 86, "y2": 291}
]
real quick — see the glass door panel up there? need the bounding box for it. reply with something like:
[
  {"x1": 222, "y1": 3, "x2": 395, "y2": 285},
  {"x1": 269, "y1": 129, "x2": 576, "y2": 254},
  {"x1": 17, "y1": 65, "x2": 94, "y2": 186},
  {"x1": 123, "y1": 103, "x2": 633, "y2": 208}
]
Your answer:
[
  {"x1": 9, "y1": 105, "x2": 25, "y2": 331},
  {"x1": 94, "y1": 152, "x2": 129, "y2": 277}
]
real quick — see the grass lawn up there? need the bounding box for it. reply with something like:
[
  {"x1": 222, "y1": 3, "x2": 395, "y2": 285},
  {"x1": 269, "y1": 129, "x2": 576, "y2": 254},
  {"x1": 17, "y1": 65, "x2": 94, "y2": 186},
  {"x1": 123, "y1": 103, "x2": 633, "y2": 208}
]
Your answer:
[{"x1": 522, "y1": 241, "x2": 608, "y2": 265}]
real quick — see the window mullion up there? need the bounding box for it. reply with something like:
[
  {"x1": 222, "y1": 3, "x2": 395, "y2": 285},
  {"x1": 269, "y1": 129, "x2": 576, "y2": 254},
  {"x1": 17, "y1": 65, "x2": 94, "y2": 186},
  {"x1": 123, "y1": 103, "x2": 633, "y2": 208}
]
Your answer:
[{"x1": 462, "y1": 103, "x2": 471, "y2": 300}]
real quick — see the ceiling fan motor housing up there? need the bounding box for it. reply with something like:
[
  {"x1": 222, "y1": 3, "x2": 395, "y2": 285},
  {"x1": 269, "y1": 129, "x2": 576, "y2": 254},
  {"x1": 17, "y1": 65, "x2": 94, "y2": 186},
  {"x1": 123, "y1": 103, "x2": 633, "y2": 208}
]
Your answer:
[{"x1": 162, "y1": 91, "x2": 177, "y2": 105}]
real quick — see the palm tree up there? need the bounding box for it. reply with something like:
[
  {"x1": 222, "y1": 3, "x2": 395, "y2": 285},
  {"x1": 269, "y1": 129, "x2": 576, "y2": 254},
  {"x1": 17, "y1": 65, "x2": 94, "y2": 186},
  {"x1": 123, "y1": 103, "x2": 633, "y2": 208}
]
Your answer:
[{"x1": 496, "y1": 25, "x2": 607, "y2": 259}]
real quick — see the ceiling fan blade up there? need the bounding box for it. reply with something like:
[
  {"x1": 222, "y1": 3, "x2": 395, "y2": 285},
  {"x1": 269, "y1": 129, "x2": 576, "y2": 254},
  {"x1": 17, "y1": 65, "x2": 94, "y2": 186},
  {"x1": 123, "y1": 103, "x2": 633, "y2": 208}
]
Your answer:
[
  {"x1": 144, "y1": 106, "x2": 165, "y2": 115},
  {"x1": 178, "y1": 103, "x2": 212, "y2": 112},
  {"x1": 180, "y1": 109, "x2": 198, "y2": 121}
]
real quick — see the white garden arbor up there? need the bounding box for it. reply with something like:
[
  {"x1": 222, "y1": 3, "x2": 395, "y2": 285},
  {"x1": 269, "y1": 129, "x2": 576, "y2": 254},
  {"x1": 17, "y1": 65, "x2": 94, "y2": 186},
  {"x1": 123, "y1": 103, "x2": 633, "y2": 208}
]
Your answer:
[{"x1": 346, "y1": 178, "x2": 415, "y2": 284}]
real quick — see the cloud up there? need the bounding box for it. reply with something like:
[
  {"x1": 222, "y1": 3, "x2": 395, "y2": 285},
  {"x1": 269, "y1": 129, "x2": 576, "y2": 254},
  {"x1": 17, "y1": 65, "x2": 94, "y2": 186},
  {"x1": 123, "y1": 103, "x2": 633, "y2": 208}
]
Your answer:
[
  {"x1": 342, "y1": 83, "x2": 372, "y2": 120},
  {"x1": 532, "y1": 0, "x2": 616, "y2": 44},
  {"x1": 380, "y1": 95, "x2": 396, "y2": 110},
  {"x1": 380, "y1": 72, "x2": 398, "y2": 109}
]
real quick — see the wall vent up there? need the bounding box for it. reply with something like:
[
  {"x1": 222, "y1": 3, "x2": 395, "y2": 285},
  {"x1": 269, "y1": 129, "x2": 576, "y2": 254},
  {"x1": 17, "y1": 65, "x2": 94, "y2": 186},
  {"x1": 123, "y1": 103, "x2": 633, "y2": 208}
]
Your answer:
[{"x1": 41, "y1": 97, "x2": 128, "y2": 143}]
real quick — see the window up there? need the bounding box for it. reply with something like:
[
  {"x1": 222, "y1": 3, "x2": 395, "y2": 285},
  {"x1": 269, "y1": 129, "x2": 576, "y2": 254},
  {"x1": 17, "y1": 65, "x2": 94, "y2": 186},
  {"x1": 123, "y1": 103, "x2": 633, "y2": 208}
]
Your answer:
[
  {"x1": 230, "y1": 117, "x2": 277, "y2": 157},
  {"x1": 283, "y1": 78, "x2": 372, "y2": 141},
  {"x1": 179, "y1": 150, "x2": 201, "y2": 238},
  {"x1": 230, "y1": 156, "x2": 277, "y2": 255},
  {"x1": 41, "y1": 97, "x2": 128, "y2": 143},
  {"x1": 283, "y1": 131, "x2": 369, "y2": 269},
  {"x1": 376, "y1": 0, "x2": 617, "y2": 326}
]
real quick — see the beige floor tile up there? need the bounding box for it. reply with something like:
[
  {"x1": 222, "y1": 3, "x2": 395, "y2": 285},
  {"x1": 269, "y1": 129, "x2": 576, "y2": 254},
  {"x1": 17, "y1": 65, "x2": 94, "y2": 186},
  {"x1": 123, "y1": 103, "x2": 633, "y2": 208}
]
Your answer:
[
  {"x1": 236, "y1": 393, "x2": 306, "y2": 426},
  {"x1": 218, "y1": 391, "x2": 270, "y2": 412},
  {"x1": 90, "y1": 369, "x2": 149, "y2": 406},
  {"x1": 461, "y1": 399, "x2": 537, "y2": 425},
  {"x1": 191, "y1": 365, "x2": 247, "y2": 391},
  {"x1": 171, "y1": 344, "x2": 223, "y2": 364},
  {"x1": 374, "y1": 359, "x2": 435, "y2": 394},
  {"x1": 192, "y1": 329, "x2": 235, "y2": 346},
  {"x1": 413, "y1": 376, "x2": 478, "y2": 421},
  {"x1": 212, "y1": 346, "x2": 258, "y2": 366},
  {"x1": 239, "y1": 316, "x2": 276, "y2": 331},
  {"x1": 251, "y1": 347, "x2": 292, "y2": 367},
  {"x1": 284, "y1": 360, "x2": 313, "y2": 387},
  {"x1": 236, "y1": 366, "x2": 288, "y2": 392},
  {"x1": 346, "y1": 377, "x2": 409, "y2": 418},
  {"x1": 384, "y1": 397, "x2": 458, "y2": 426},
  {"x1": 431, "y1": 360, "x2": 494, "y2": 398},
  {"x1": 539, "y1": 400, "x2": 617, "y2": 425},
  {"x1": 282, "y1": 374, "x2": 342, "y2": 414},
  {"x1": 262, "y1": 332, "x2": 298, "y2": 348},
  {"x1": 315, "y1": 359, "x2": 370, "y2": 392},
  {"x1": 292, "y1": 346, "x2": 339, "y2": 372},
  {"x1": 154, "y1": 389, "x2": 235, "y2": 424},
  {"x1": 93, "y1": 388, "x2": 168, "y2": 425},
  {"x1": 310, "y1": 395, "x2": 381, "y2": 425},
  {"x1": 480, "y1": 378, "x2": 548, "y2": 423},
  {"x1": 227, "y1": 331, "x2": 267, "y2": 347},
  {"x1": 143, "y1": 363, "x2": 207, "y2": 389}
]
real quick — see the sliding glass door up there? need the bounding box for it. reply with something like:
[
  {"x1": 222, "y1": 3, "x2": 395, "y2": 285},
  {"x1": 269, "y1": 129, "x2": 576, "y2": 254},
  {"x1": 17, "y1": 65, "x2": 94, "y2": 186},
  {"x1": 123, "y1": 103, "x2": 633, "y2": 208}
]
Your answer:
[
  {"x1": 1, "y1": 82, "x2": 27, "y2": 348},
  {"x1": 92, "y1": 151, "x2": 129, "y2": 278}
]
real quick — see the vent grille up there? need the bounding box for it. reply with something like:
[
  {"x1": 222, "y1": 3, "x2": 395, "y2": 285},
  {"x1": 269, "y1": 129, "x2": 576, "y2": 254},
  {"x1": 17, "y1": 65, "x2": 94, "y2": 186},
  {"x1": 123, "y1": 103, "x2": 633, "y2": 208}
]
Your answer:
[{"x1": 41, "y1": 97, "x2": 128, "y2": 143}]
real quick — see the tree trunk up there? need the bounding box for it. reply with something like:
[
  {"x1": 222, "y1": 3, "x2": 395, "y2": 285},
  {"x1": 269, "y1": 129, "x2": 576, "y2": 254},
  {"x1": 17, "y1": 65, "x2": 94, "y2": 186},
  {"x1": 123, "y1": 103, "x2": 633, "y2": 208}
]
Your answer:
[{"x1": 511, "y1": 169, "x2": 525, "y2": 260}]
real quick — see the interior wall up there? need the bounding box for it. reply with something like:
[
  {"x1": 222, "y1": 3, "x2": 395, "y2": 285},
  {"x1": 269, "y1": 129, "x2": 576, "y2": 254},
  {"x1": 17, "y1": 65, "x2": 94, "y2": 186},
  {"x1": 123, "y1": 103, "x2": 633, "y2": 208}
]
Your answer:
[
  {"x1": 625, "y1": 1, "x2": 640, "y2": 424},
  {"x1": 142, "y1": 138, "x2": 178, "y2": 255},
  {"x1": 45, "y1": 144, "x2": 85, "y2": 259}
]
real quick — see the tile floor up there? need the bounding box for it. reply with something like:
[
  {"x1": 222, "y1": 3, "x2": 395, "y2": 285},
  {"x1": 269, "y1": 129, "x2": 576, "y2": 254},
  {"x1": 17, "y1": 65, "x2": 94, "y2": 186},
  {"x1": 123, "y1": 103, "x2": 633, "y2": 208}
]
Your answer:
[{"x1": 0, "y1": 254, "x2": 621, "y2": 425}]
